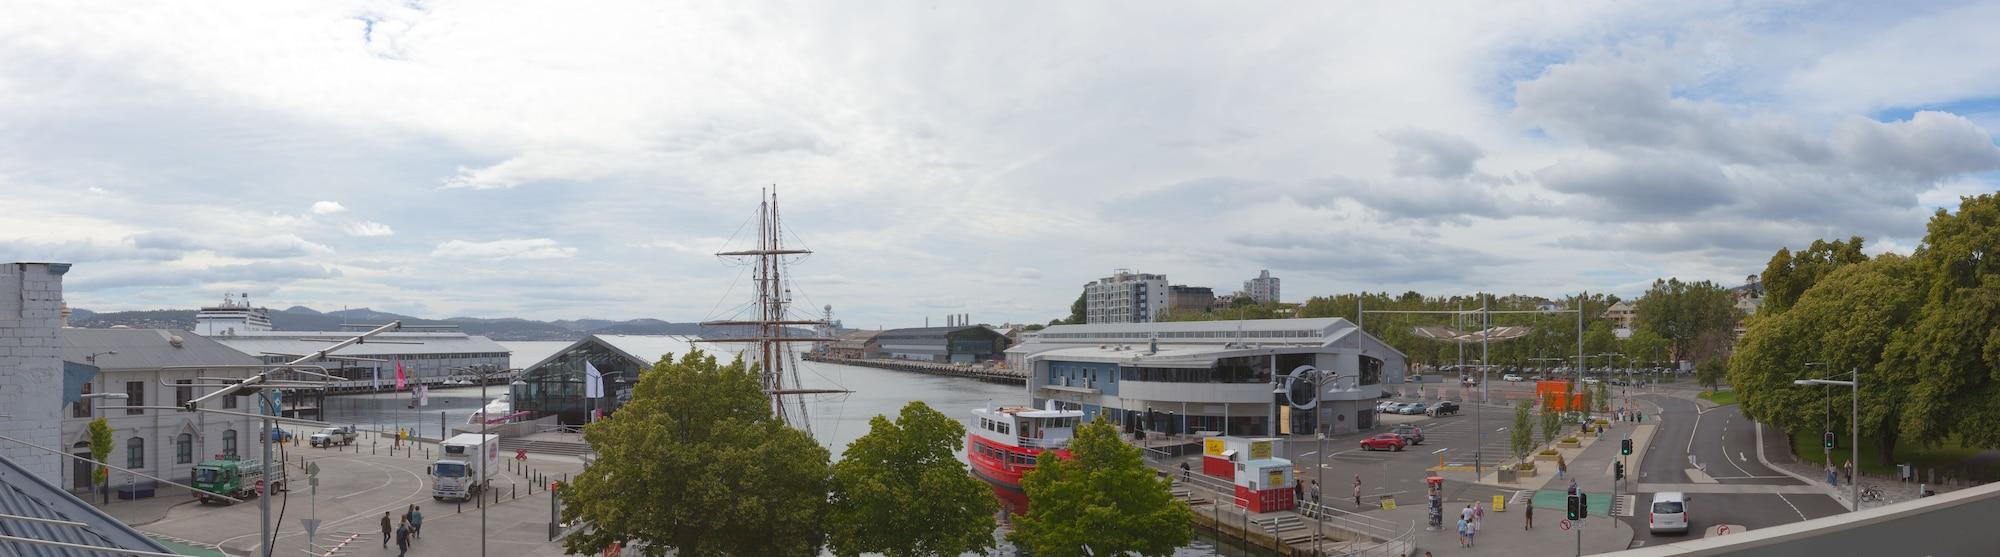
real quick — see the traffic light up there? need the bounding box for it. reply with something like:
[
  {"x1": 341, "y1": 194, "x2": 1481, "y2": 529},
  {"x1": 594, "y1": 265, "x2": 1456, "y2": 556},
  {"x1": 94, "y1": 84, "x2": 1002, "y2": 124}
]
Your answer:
[
  {"x1": 1621, "y1": 438, "x2": 1633, "y2": 455},
  {"x1": 1566, "y1": 493, "x2": 1580, "y2": 520},
  {"x1": 1615, "y1": 461, "x2": 1625, "y2": 480},
  {"x1": 1824, "y1": 431, "x2": 1836, "y2": 450},
  {"x1": 1579, "y1": 492, "x2": 1590, "y2": 519}
]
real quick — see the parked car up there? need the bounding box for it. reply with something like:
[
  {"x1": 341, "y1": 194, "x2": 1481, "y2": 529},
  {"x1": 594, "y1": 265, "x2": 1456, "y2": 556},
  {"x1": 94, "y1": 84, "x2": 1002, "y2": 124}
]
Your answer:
[
  {"x1": 1359, "y1": 433, "x2": 1407, "y2": 451},
  {"x1": 1503, "y1": 374, "x2": 1524, "y2": 382},
  {"x1": 1376, "y1": 401, "x2": 1399, "y2": 413},
  {"x1": 310, "y1": 426, "x2": 360, "y2": 448},
  {"x1": 1398, "y1": 402, "x2": 1430, "y2": 415},
  {"x1": 1582, "y1": 378, "x2": 1602, "y2": 385},
  {"x1": 1649, "y1": 492, "x2": 1691, "y2": 534},
  {"x1": 1391, "y1": 425, "x2": 1425, "y2": 445},
  {"x1": 1427, "y1": 401, "x2": 1460, "y2": 417}
]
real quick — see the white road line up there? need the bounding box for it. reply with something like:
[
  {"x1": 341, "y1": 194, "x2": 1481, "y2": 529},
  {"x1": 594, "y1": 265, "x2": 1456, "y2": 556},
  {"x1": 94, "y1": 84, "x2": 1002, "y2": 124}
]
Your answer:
[
  {"x1": 1299, "y1": 451, "x2": 1318, "y2": 457},
  {"x1": 1775, "y1": 493, "x2": 1808, "y2": 521},
  {"x1": 1687, "y1": 404, "x2": 1703, "y2": 454},
  {"x1": 332, "y1": 457, "x2": 397, "y2": 501},
  {"x1": 1720, "y1": 418, "x2": 1753, "y2": 478}
]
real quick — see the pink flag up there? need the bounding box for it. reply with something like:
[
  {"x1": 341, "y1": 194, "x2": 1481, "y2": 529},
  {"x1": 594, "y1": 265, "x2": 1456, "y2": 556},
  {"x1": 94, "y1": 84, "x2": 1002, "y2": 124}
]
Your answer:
[{"x1": 394, "y1": 361, "x2": 407, "y2": 390}]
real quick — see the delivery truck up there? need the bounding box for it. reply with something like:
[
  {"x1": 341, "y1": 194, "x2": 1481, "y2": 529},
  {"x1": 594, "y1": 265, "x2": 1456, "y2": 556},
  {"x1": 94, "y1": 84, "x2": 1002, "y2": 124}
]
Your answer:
[
  {"x1": 191, "y1": 457, "x2": 286, "y2": 504},
  {"x1": 431, "y1": 433, "x2": 500, "y2": 501}
]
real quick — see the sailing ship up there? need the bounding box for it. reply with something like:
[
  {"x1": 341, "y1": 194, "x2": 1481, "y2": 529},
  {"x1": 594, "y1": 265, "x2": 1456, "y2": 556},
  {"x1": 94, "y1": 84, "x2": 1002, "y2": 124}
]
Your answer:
[{"x1": 696, "y1": 189, "x2": 846, "y2": 430}]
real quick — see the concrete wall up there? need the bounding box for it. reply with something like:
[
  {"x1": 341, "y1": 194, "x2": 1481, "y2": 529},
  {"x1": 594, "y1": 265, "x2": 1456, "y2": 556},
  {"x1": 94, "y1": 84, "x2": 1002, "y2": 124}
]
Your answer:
[
  {"x1": 0, "y1": 262, "x2": 68, "y2": 482},
  {"x1": 1606, "y1": 481, "x2": 2000, "y2": 557}
]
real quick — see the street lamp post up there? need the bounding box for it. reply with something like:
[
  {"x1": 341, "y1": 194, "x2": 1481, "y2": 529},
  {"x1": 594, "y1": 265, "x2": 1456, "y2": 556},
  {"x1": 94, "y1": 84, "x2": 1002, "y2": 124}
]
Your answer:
[{"x1": 1796, "y1": 365, "x2": 1858, "y2": 511}]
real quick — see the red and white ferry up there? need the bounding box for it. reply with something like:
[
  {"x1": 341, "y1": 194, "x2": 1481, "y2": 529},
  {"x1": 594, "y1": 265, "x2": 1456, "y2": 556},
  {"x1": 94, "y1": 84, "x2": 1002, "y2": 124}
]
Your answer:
[{"x1": 967, "y1": 404, "x2": 1083, "y2": 514}]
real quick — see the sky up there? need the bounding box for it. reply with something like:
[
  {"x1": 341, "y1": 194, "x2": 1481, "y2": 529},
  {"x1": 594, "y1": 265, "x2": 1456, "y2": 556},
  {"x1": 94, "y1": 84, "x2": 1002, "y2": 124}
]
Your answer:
[{"x1": 4, "y1": 1, "x2": 1999, "y2": 329}]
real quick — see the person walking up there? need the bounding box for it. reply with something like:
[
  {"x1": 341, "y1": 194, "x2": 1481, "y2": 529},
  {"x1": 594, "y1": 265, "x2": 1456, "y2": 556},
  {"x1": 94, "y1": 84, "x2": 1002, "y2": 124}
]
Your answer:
[
  {"x1": 1353, "y1": 474, "x2": 1363, "y2": 508},
  {"x1": 394, "y1": 520, "x2": 410, "y2": 557},
  {"x1": 1457, "y1": 515, "x2": 1470, "y2": 547},
  {"x1": 1293, "y1": 479, "x2": 1304, "y2": 505},
  {"x1": 410, "y1": 506, "x2": 424, "y2": 540},
  {"x1": 1525, "y1": 502, "x2": 1534, "y2": 529},
  {"x1": 1180, "y1": 461, "x2": 1190, "y2": 483},
  {"x1": 1309, "y1": 480, "x2": 1321, "y2": 516},
  {"x1": 379, "y1": 512, "x2": 391, "y2": 547},
  {"x1": 1844, "y1": 459, "x2": 1854, "y2": 485},
  {"x1": 1557, "y1": 454, "x2": 1567, "y2": 478}
]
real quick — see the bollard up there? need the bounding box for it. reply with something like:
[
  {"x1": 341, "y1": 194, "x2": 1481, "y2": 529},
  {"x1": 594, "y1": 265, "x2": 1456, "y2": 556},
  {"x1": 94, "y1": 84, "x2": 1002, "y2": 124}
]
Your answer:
[
  {"x1": 458, "y1": 501, "x2": 463, "y2": 514},
  {"x1": 512, "y1": 484, "x2": 517, "y2": 500}
]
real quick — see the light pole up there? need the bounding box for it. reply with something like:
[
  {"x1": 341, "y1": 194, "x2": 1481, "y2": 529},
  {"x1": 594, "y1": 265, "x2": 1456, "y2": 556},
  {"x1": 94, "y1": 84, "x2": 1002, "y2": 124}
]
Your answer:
[{"x1": 1795, "y1": 364, "x2": 1858, "y2": 511}]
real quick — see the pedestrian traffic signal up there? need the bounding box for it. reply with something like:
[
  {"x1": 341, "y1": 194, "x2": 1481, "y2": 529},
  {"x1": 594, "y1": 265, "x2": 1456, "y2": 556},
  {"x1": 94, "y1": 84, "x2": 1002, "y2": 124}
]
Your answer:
[
  {"x1": 1579, "y1": 492, "x2": 1590, "y2": 519},
  {"x1": 1614, "y1": 461, "x2": 1625, "y2": 480},
  {"x1": 1824, "y1": 431, "x2": 1836, "y2": 450},
  {"x1": 1566, "y1": 493, "x2": 1580, "y2": 520},
  {"x1": 1621, "y1": 438, "x2": 1633, "y2": 455}
]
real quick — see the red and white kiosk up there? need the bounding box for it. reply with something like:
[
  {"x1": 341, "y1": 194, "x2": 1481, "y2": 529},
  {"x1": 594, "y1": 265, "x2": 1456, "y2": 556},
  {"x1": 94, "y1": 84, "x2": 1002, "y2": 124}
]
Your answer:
[{"x1": 1200, "y1": 436, "x2": 1296, "y2": 512}]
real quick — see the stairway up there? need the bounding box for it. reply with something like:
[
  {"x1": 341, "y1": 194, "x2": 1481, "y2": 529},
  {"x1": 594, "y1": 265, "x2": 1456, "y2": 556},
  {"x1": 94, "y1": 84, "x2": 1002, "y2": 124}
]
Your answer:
[
  {"x1": 1260, "y1": 515, "x2": 1315, "y2": 545},
  {"x1": 498, "y1": 437, "x2": 594, "y2": 458}
]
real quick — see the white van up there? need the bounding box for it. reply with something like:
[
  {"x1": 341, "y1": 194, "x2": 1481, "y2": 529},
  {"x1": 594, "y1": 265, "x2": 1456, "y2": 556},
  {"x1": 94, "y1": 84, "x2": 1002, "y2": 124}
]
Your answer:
[{"x1": 1649, "y1": 492, "x2": 1690, "y2": 534}]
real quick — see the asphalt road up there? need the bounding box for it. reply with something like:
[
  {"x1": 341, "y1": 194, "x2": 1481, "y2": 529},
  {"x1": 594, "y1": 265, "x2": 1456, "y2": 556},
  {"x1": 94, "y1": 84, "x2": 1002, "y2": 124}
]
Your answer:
[
  {"x1": 1282, "y1": 399, "x2": 1520, "y2": 514},
  {"x1": 1619, "y1": 394, "x2": 1845, "y2": 548}
]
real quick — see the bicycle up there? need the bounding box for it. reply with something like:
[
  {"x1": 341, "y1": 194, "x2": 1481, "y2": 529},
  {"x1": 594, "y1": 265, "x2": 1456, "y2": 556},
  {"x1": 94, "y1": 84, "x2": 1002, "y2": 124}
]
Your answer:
[{"x1": 1858, "y1": 485, "x2": 1886, "y2": 503}]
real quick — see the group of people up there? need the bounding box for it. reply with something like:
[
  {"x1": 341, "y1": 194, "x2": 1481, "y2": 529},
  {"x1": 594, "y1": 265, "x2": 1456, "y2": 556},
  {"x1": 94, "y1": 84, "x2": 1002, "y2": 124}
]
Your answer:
[
  {"x1": 1456, "y1": 501, "x2": 1484, "y2": 547},
  {"x1": 380, "y1": 505, "x2": 425, "y2": 556}
]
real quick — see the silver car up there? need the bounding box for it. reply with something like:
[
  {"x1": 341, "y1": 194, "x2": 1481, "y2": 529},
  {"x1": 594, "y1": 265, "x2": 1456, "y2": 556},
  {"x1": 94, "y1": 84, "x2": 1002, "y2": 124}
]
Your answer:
[{"x1": 1399, "y1": 402, "x2": 1429, "y2": 415}]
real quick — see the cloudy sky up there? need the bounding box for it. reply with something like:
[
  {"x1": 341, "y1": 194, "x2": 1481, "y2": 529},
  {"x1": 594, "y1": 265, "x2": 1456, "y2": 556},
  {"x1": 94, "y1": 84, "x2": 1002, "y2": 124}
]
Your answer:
[{"x1": 4, "y1": 1, "x2": 1998, "y2": 328}]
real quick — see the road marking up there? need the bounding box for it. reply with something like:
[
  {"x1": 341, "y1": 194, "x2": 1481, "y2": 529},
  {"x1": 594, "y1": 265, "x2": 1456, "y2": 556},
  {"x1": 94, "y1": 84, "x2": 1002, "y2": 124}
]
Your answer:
[
  {"x1": 1720, "y1": 418, "x2": 1754, "y2": 478},
  {"x1": 1687, "y1": 404, "x2": 1703, "y2": 453},
  {"x1": 1739, "y1": 452, "x2": 1747, "y2": 463},
  {"x1": 1299, "y1": 451, "x2": 1318, "y2": 457},
  {"x1": 1775, "y1": 493, "x2": 1808, "y2": 521},
  {"x1": 332, "y1": 457, "x2": 398, "y2": 501}
]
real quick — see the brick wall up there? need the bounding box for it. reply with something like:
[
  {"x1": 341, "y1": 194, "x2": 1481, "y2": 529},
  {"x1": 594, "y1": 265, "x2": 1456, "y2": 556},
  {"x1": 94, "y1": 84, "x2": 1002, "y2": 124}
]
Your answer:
[{"x1": 0, "y1": 262, "x2": 67, "y2": 482}]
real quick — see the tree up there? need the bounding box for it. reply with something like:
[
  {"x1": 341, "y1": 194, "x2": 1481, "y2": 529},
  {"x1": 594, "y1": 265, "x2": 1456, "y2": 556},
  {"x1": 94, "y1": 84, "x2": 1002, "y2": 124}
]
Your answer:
[
  {"x1": 1009, "y1": 417, "x2": 1192, "y2": 557},
  {"x1": 1696, "y1": 357, "x2": 1727, "y2": 392},
  {"x1": 1511, "y1": 400, "x2": 1535, "y2": 464},
  {"x1": 560, "y1": 350, "x2": 832, "y2": 556},
  {"x1": 828, "y1": 402, "x2": 997, "y2": 557},
  {"x1": 1634, "y1": 278, "x2": 1742, "y2": 363},
  {"x1": 1593, "y1": 380, "x2": 1611, "y2": 414},
  {"x1": 88, "y1": 417, "x2": 111, "y2": 503},
  {"x1": 1539, "y1": 394, "x2": 1562, "y2": 448},
  {"x1": 1888, "y1": 193, "x2": 2000, "y2": 450},
  {"x1": 1622, "y1": 329, "x2": 1671, "y2": 368},
  {"x1": 1760, "y1": 236, "x2": 1869, "y2": 315},
  {"x1": 1583, "y1": 321, "x2": 1618, "y2": 358},
  {"x1": 1067, "y1": 292, "x2": 1088, "y2": 324},
  {"x1": 1023, "y1": 323, "x2": 1045, "y2": 332}
]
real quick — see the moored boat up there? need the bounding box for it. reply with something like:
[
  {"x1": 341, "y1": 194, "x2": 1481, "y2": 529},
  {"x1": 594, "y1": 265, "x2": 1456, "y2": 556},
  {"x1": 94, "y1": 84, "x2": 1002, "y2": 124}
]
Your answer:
[{"x1": 967, "y1": 404, "x2": 1083, "y2": 514}]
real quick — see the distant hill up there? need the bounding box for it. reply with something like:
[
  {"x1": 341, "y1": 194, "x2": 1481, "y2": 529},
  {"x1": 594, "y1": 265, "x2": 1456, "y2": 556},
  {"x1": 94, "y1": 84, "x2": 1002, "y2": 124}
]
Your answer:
[{"x1": 68, "y1": 306, "x2": 781, "y2": 341}]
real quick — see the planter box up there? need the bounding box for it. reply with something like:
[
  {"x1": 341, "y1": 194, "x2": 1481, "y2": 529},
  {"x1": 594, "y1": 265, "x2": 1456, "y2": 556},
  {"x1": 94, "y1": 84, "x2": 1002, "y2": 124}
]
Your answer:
[
  {"x1": 1515, "y1": 466, "x2": 1538, "y2": 477},
  {"x1": 1497, "y1": 469, "x2": 1517, "y2": 483},
  {"x1": 1535, "y1": 452, "x2": 1560, "y2": 463},
  {"x1": 1559, "y1": 441, "x2": 1582, "y2": 449}
]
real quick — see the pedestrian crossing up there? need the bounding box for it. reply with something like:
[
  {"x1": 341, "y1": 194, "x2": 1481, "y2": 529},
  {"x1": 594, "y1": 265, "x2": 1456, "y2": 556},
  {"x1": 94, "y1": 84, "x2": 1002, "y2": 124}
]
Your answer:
[{"x1": 1612, "y1": 494, "x2": 1636, "y2": 517}]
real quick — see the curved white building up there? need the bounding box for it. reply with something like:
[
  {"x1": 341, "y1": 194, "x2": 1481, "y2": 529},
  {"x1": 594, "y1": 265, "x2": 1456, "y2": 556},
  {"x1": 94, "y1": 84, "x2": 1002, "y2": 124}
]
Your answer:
[{"x1": 1007, "y1": 318, "x2": 1405, "y2": 437}]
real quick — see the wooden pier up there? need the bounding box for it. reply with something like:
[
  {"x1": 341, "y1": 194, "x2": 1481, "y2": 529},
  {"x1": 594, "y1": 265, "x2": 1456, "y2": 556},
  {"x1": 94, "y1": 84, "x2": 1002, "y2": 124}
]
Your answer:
[{"x1": 801, "y1": 354, "x2": 1027, "y2": 385}]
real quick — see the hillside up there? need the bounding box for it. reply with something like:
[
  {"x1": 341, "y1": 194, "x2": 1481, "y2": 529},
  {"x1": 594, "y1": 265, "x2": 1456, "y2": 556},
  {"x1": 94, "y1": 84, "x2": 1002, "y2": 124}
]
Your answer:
[{"x1": 68, "y1": 306, "x2": 764, "y2": 341}]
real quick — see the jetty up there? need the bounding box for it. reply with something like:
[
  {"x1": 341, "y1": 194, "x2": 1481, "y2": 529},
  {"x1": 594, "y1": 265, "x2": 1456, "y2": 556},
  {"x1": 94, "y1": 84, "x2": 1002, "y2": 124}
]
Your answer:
[{"x1": 802, "y1": 354, "x2": 1027, "y2": 385}]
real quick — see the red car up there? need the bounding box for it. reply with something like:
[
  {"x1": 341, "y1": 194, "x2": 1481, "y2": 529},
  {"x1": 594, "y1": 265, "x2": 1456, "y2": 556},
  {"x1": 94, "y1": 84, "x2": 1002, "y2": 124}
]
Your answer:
[{"x1": 1359, "y1": 433, "x2": 1407, "y2": 451}]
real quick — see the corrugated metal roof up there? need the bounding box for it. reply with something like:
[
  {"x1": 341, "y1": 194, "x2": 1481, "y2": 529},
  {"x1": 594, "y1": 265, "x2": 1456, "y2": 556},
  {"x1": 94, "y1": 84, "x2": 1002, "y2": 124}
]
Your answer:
[
  {"x1": 207, "y1": 331, "x2": 508, "y2": 359},
  {"x1": 517, "y1": 335, "x2": 718, "y2": 374},
  {"x1": 497, "y1": 341, "x2": 572, "y2": 370},
  {"x1": 60, "y1": 328, "x2": 263, "y2": 371},
  {"x1": 0, "y1": 455, "x2": 176, "y2": 557}
]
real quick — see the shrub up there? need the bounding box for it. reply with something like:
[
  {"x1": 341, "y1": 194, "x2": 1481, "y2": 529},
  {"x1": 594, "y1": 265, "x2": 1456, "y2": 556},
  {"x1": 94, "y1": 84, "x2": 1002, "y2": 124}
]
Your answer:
[
  {"x1": 1562, "y1": 436, "x2": 1579, "y2": 444},
  {"x1": 1516, "y1": 462, "x2": 1537, "y2": 471}
]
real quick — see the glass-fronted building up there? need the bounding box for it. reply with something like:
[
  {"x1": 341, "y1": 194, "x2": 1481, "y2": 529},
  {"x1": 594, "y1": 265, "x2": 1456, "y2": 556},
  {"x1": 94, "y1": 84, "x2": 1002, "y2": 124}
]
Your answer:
[{"x1": 512, "y1": 335, "x2": 697, "y2": 424}]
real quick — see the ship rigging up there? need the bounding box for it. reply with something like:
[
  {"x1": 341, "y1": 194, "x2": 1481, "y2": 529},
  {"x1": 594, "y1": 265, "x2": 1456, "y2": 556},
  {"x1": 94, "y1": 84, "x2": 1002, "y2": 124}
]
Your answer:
[{"x1": 697, "y1": 188, "x2": 847, "y2": 431}]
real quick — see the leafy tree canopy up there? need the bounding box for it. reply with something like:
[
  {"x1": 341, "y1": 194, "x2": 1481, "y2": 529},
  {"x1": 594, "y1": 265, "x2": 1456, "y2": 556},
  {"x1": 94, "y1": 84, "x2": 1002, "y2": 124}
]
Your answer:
[
  {"x1": 828, "y1": 402, "x2": 998, "y2": 557},
  {"x1": 1634, "y1": 278, "x2": 1741, "y2": 363},
  {"x1": 1760, "y1": 236, "x2": 1869, "y2": 315},
  {"x1": 560, "y1": 350, "x2": 832, "y2": 557},
  {"x1": 1009, "y1": 417, "x2": 1192, "y2": 557}
]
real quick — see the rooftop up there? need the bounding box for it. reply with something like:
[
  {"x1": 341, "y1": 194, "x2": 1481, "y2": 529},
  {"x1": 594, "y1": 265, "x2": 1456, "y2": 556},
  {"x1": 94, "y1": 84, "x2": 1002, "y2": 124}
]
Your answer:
[
  {"x1": 0, "y1": 455, "x2": 177, "y2": 556},
  {"x1": 60, "y1": 328, "x2": 263, "y2": 371},
  {"x1": 208, "y1": 330, "x2": 508, "y2": 358}
]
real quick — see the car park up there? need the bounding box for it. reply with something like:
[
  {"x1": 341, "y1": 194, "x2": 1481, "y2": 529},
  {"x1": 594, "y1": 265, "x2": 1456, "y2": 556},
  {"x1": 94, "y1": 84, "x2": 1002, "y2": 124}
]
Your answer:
[
  {"x1": 1427, "y1": 401, "x2": 1459, "y2": 417},
  {"x1": 1391, "y1": 424, "x2": 1424, "y2": 445},
  {"x1": 1359, "y1": 433, "x2": 1407, "y2": 451}
]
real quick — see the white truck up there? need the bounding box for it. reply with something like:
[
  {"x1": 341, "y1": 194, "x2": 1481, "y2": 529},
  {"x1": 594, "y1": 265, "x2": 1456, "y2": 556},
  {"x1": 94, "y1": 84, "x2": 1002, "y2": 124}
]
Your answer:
[
  {"x1": 309, "y1": 426, "x2": 359, "y2": 448},
  {"x1": 430, "y1": 433, "x2": 500, "y2": 501}
]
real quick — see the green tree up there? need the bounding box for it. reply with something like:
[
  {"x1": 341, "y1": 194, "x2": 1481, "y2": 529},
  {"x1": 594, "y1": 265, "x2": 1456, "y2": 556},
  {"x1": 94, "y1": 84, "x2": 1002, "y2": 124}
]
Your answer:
[
  {"x1": 1634, "y1": 278, "x2": 1742, "y2": 363},
  {"x1": 1068, "y1": 292, "x2": 1088, "y2": 324},
  {"x1": 1622, "y1": 329, "x2": 1671, "y2": 368},
  {"x1": 1696, "y1": 357, "x2": 1727, "y2": 392},
  {"x1": 1593, "y1": 380, "x2": 1611, "y2": 414},
  {"x1": 1888, "y1": 194, "x2": 2000, "y2": 451},
  {"x1": 87, "y1": 417, "x2": 111, "y2": 503},
  {"x1": 1583, "y1": 321, "x2": 1618, "y2": 358},
  {"x1": 828, "y1": 402, "x2": 997, "y2": 557},
  {"x1": 1760, "y1": 236, "x2": 1869, "y2": 315},
  {"x1": 560, "y1": 350, "x2": 832, "y2": 556},
  {"x1": 1511, "y1": 400, "x2": 1535, "y2": 464},
  {"x1": 1009, "y1": 417, "x2": 1192, "y2": 557},
  {"x1": 1539, "y1": 394, "x2": 1562, "y2": 448}
]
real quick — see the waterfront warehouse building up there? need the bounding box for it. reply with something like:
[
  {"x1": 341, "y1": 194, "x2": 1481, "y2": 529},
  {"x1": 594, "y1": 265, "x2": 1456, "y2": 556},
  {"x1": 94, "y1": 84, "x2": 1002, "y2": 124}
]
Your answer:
[
  {"x1": 513, "y1": 335, "x2": 695, "y2": 424},
  {"x1": 1084, "y1": 270, "x2": 1169, "y2": 324},
  {"x1": 208, "y1": 329, "x2": 510, "y2": 388},
  {"x1": 827, "y1": 330, "x2": 883, "y2": 359},
  {"x1": 61, "y1": 328, "x2": 265, "y2": 495},
  {"x1": 875, "y1": 326, "x2": 1010, "y2": 363},
  {"x1": 1006, "y1": 318, "x2": 1405, "y2": 438}
]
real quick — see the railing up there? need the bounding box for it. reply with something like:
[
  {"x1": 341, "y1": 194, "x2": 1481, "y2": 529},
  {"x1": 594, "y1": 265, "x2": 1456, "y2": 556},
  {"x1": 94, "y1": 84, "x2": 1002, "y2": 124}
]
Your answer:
[
  {"x1": 539, "y1": 424, "x2": 584, "y2": 434},
  {"x1": 1339, "y1": 519, "x2": 1418, "y2": 557}
]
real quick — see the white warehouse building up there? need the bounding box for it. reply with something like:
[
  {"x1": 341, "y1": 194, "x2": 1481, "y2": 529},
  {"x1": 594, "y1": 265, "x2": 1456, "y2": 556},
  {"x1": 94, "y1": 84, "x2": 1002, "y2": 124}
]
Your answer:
[{"x1": 1006, "y1": 318, "x2": 1405, "y2": 438}]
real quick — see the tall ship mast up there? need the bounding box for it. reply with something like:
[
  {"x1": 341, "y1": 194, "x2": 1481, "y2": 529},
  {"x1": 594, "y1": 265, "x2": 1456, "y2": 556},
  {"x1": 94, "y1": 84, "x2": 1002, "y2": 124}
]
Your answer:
[{"x1": 699, "y1": 188, "x2": 845, "y2": 430}]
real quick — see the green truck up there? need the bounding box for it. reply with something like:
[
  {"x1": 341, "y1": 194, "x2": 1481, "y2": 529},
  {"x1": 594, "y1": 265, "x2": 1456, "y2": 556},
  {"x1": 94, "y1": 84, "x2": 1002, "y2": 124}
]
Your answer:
[{"x1": 190, "y1": 457, "x2": 287, "y2": 504}]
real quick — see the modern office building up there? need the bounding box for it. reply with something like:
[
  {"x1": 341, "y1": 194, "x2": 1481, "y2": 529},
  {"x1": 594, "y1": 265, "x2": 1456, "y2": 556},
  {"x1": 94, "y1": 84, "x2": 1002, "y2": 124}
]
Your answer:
[
  {"x1": 875, "y1": 326, "x2": 1009, "y2": 363},
  {"x1": 512, "y1": 335, "x2": 696, "y2": 424},
  {"x1": 60, "y1": 328, "x2": 264, "y2": 494},
  {"x1": 1084, "y1": 270, "x2": 1169, "y2": 324},
  {"x1": 209, "y1": 329, "x2": 510, "y2": 388},
  {"x1": 1244, "y1": 269, "x2": 1281, "y2": 304},
  {"x1": 1007, "y1": 318, "x2": 1406, "y2": 438},
  {"x1": 1168, "y1": 285, "x2": 1216, "y2": 313}
]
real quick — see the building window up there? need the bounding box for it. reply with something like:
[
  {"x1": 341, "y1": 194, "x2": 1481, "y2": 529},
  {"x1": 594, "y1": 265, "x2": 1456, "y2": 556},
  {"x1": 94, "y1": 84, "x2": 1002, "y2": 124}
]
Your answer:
[
  {"x1": 74, "y1": 382, "x2": 93, "y2": 418},
  {"x1": 126, "y1": 437, "x2": 144, "y2": 469},
  {"x1": 223, "y1": 430, "x2": 238, "y2": 457},
  {"x1": 224, "y1": 393, "x2": 238, "y2": 409},
  {"x1": 176, "y1": 379, "x2": 193, "y2": 407},
  {"x1": 176, "y1": 434, "x2": 194, "y2": 464},
  {"x1": 126, "y1": 381, "x2": 145, "y2": 415}
]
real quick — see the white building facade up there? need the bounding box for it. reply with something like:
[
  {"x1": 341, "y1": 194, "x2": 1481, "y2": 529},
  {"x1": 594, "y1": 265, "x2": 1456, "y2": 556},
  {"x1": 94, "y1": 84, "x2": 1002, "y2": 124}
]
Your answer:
[
  {"x1": 0, "y1": 262, "x2": 69, "y2": 482},
  {"x1": 1244, "y1": 269, "x2": 1281, "y2": 304},
  {"x1": 1006, "y1": 318, "x2": 1406, "y2": 438},
  {"x1": 61, "y1": 329, "x2": 264, "y2": 494},
  {"x1": 1083, "y1": 270, "x2": 1169, "y2": 324}
]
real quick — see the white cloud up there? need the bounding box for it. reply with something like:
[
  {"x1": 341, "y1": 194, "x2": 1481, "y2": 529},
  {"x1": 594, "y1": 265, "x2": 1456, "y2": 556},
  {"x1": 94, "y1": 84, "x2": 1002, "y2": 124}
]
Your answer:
[
  {"x1": 431, "y1": 239, "x2": 577, "y2": 260},
  {"x1": 342, "y1": 221, "x2": 394, "y2": 237},
  {"x1": 311, "y1": 201, "x2": 348, "y2": 214}
]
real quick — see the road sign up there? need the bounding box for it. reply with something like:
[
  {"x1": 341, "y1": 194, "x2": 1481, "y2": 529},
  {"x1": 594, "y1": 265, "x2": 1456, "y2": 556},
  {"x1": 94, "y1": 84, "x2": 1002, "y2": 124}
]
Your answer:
[
  {"x1": 306, "y1": 461, "x2": 321, "y2": 477},
  {"x1": 1560, "y1": 519, "x2": 1571, "y2": 531},
  {"x1": 1717, "y1": 525, "x2": 1731, "y2": 535},
  {"x1": 301, "y1": 518, "x2": 321, "y2": 540}
]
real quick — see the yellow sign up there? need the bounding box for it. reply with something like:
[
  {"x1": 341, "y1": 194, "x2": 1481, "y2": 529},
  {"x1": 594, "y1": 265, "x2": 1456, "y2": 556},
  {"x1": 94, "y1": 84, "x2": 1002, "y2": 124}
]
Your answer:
[
  {"x1": 1493, "y1": 494, "x2": 1506, "y2": 512},
  {"x1": 1279, "y1": 406, "x2": 1293, "y2": 435},
  {"x1": 1249, "y1": 440, "x2": 1273, "y2": 460},
  {"x1": 1204, "y1": 438, "x2": 1225, "y2": 456},
  {"x1": 1380, "y1": 497, "x2": 1397, "y2": 511},
  {"x1": 1267, "y1": 469, "x2": 1284, "y2": 488}
]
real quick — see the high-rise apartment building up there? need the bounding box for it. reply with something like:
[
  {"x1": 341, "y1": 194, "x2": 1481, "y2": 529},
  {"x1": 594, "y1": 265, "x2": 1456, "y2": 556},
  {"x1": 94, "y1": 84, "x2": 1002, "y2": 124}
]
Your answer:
[
  {"x1": 1244, "y1": 269, "x2": 1281, "y2": 304},
  {"x1": 1083, "y1": 270, "x2": 1168, "y2": 324}
]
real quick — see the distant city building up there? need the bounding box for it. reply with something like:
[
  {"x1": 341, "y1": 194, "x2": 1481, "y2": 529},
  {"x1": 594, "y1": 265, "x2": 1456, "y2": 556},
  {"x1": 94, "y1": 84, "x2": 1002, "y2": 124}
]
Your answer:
[
  {"x1": 1167, "y1": 285, "x2": 1216, "y2": 313},
  {"x1": 1212, "y1": 293, "x2": 1240, "y2": 310},
  {"x1": 193, "y1": 292, "x2": 272, "y2": 336},
  {"x1": 876, "y1": 326, "x2": 1010, "y2": 364},
  {"x1": 1243, "y1": 269, "x2": 1281, "y2": 303},
  {"x1": 61, "y1": 328, "x2": 264, "y2": 492},
  {"x1": 828, "y1": 330, "x2": 883, "y2": 359},
  {"x1": 1602, "y1": 301, "x2": 1637, "y2": 329},
  {"x1": 1008, "y1": 318, "x2": 1407, "y2": 438},
  {"x1": 208, "y1": 329, "x2": 509, "y2": 388},
  {"x1": 1084, "y1": 270, "x2": 1168, "y2": 324}
]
